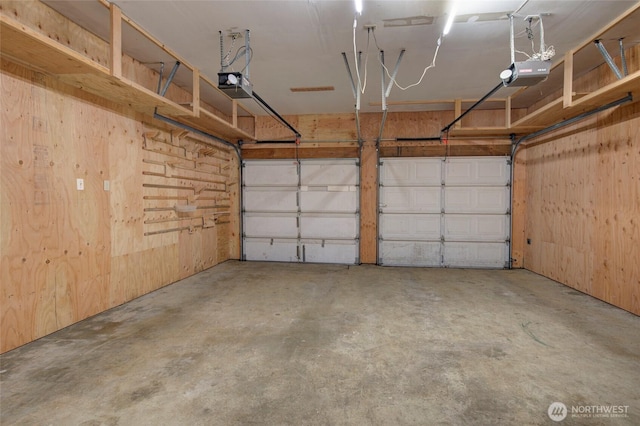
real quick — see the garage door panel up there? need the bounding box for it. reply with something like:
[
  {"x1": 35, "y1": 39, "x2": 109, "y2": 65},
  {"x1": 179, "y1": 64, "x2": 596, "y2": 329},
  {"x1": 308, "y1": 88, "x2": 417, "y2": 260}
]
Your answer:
[
  {"x1": 302, "y1": 240, "x2": 358, "y2": 264},
  {"x1": 300, "y1": 190, "x2": 357, "y2": 212},
  {"x1": 244, "y1": 238, "x2": 299, "y2": 262},
  {"x1": 244, "y1": 159, "x2": 359, "y2": 264},
  {"x1": 243, "y1": 188, "x2": 298, "y2": 212},
  {"x1": 381, "y1": 158, "x2": 441, "y2": 186},
  {"x1": 444, "y1": 187, "x2": 508, "y2": 213},
  {"x1": 444, "y1": 215, "x2": 509, "y2": 241},
  {"x1": 301, "y1": 161, "x2": 358, "y2": 186},
  {"x1": 380, "y1": 241, "x2": 441, "y2": 266},
  {"x1": 243, "y1": 160, "x2": 298, "y2": 186},
  {"x1": 381, "y1": 214, "x2": 440, "y2": 240},
  {"x1": 445, "y1": 158, "x2": 509, "y2": 185},
  {"x1": 380, "y1": 156, "x2": 510, "y2": 268},
  {"x1": 444, "y1": 242, "x2": 507, "y2": 268},
  {"x1": 300, "y1": 214, "x2": 358, "y2": 239},
  {"x1": 381, "y1": 187, "x2": 441, "y2": 213},
  {"x1": 244, "y1": 213, "x2": 299, "y2": 238}
]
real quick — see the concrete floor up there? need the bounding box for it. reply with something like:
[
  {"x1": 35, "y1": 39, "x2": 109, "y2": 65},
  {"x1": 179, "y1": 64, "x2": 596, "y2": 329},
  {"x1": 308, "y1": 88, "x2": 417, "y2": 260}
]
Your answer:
[{"x1": 1, "y1": 261, "x2": 639, "y2": 425}]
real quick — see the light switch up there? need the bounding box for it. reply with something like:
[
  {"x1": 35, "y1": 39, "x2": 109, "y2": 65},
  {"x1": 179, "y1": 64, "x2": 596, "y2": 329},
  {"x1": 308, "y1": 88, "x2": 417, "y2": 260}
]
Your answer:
[
  {"x1": 76, "y1": 178, "x2": 84, "y2": 191},
  {"x1": 103, "y1": 180, "x2": 110, "y2": 191}
]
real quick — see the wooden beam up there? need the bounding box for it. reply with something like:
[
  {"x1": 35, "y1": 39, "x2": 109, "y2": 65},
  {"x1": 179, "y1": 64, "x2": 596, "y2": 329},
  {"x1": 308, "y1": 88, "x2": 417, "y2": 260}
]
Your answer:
[
  {"x1": 109, "y1": 3, "x2": 122, "y2": 78},
  {"x1": 359, "y1": 142, "x2": 377, "y2": 264},
  {"x1": 241, "y1": 146, "x2": 359, "y2": 159},
  {"x1": 192, "y1": 68, "x2": 200, "y2": 117},
  {"x1": 369, "y1": 98, "x2": 508, "y2": 107},
  {"x1": 232, "y1": 100, "x2": 238, "y2": 128},
  {"x1": 454, "y1": 99, "x2": 462, "y2": 129},
  {"x1": 379, "y1": 144, "x2": 511, "y2": 157},
  {"x1": 563, "y1": 50, "x2": 574, "y2": 108}
]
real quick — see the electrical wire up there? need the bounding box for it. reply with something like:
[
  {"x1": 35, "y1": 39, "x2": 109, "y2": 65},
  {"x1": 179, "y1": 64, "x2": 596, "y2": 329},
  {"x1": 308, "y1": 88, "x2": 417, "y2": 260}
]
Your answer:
[
  {"x1": 352, "y1": 15, "x2": 370, "y2": 95},
  {"x1": 513, "y1": 17, "x2": 555, "y2": 61},
  {"x1": 373, "y1": 29, "x2": 442, "y2": 91}
]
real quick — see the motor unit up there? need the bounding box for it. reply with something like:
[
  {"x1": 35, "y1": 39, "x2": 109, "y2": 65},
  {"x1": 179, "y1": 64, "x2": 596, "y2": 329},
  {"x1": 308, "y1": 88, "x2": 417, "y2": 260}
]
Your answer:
[
  {"x1": 500, "y1": 60, "x2": 551, "y2": 87},
  {"x1": 218, "y1": 72, "x2": 253, "y2": 98}
]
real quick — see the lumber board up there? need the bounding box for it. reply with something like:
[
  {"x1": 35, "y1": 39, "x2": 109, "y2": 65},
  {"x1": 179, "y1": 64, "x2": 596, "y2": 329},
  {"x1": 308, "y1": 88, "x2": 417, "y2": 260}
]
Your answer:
[{"x1": 359, "y1": 142, "x2": 377, "y2": 264}]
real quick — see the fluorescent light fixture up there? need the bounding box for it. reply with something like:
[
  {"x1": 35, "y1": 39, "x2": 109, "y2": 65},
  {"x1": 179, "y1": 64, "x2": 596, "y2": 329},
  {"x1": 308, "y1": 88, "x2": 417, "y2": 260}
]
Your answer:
[
  {"x1": 355, "y1": 0, "x2": 363, "y2": 14},
  {"x1": 443, "y1": 6, "x2": 457, "y2": 35}
]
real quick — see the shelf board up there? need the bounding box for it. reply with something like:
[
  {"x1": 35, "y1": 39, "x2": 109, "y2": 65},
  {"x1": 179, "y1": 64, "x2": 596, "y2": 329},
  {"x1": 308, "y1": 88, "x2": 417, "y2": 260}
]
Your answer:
[
  {"x1": 511, "y1": 71, "x2": 639, "y2": 130},
  {"x1": 572, "y1": 70, "x2": 640, "y2": 108},
  {"x1": 172, "y1": 106, "x2": 256, "y2": 143},
  {"x1": 2, "y1": 12, "x2": 256, "y2": 142},
  {"x1": 1, "y1": 14, "x2": 107, "y2": 75},
  {"x1": 1, "y1": 14, "x2": 192, "y2": 118},
  {"x1": 448, "y1": 126, "x2": 543, "y2": 137}
]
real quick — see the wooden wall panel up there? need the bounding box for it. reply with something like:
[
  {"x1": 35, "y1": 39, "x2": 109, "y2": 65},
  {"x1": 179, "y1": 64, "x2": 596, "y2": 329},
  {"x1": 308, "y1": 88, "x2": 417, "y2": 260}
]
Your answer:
[
  {"x1": 1, "y1": 57, "x2": 239, "y2": 353},
  {"x1": 256, "y1": 114, "x2": 357, "y2": 142},
  {"x1": 1, "y1": 60, "x2": 111, "y2": 351},
  {"x1": 524, "y1": 102, "x2": 640, "y2": 315}
]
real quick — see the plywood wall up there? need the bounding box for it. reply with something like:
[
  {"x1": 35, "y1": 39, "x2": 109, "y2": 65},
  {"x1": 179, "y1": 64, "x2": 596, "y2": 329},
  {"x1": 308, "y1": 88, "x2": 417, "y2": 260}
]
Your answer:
[
  {"x1": 0, "y1": 58, "x2": 239, "y2": 353},
  {"x1": 523, "y1": 101, "x2": 640, "y2": 315}
]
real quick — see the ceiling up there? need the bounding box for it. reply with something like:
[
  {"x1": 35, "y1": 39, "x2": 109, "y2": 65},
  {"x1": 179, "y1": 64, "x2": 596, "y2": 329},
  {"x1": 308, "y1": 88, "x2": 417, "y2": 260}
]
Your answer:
[{"x1": 44, "y1": 1, "x2": 639, "y2": 116}]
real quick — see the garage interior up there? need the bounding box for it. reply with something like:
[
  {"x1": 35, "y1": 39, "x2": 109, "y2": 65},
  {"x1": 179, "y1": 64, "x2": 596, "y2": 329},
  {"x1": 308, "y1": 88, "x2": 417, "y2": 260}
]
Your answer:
[{"x1": 1, "y1": 0, "x2": 639, "y2": 424}]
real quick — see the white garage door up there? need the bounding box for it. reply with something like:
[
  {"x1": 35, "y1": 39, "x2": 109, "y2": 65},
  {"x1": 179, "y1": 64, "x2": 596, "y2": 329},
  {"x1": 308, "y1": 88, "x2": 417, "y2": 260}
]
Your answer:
[
  {"x1": 379, "y1": 157, "x2": 510, "y2": 268},
  {"x1": 243, "y1": 159, "x2": 359, "y2": 264}
]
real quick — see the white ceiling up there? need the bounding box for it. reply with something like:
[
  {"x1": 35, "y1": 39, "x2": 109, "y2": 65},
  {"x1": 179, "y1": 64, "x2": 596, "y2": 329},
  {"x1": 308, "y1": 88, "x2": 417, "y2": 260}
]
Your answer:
[{"x1": 44, "y1": 1, "x2": 639, "y2": 116}]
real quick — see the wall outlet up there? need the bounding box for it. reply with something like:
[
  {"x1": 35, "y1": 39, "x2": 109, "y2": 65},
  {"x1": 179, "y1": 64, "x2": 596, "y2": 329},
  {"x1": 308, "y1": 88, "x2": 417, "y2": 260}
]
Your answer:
[{"x1": 76, "y1": 178, "x2": 84, "y2": 191}]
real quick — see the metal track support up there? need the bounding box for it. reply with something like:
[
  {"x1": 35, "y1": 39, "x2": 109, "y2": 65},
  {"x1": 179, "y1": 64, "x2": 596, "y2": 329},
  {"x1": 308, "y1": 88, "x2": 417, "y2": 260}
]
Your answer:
[
  {"x1": 160, "y1": 61, "x2": 180, "y2": 97},
  {"x1": 595, "y1": 40, "x2": 623, "y2": 80}
]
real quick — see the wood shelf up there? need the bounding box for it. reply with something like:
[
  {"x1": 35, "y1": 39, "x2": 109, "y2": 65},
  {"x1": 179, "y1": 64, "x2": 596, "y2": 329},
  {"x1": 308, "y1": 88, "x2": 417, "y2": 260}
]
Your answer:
[
  {"x1": 1, "y1": 14, "x2": 106, "y2": 75},
  {"x1": 572, "y1": 70, "x2": 640, "y2": 108},
  {"x1": 179, "y1": 107, "x2": 256, "y2": 143},
  {"x1": 448, "y1": 126, "x2": 543, "y2": 137},
  {"x1": 1, "y1": 9, "x2": 256, "y2": 143}
]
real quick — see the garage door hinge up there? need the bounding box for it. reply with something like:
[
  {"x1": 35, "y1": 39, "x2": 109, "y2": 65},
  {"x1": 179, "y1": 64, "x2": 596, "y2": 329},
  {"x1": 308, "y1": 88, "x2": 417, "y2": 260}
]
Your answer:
[
  {"x1": 506, "y1": 159, "x2": 512, "y2": 166},
  {"x1": 441, "y1": 236, "x2": 446, "y2": 242},
  {"x1": 505, "y1": 208, "x2": 511, "y2": 215},
  {"x1": 379, "y1": 160, "x2": 384, "y2": 166},
  {"x1": 355, "y1": 161, "x2": 361, "y2": 166}
]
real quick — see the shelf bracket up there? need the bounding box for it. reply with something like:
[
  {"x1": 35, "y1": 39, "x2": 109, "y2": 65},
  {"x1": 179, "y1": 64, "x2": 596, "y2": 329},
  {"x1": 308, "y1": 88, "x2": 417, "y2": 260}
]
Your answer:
[{"x1": 594, "y1": 40, "x2": 623, "y2": 80}]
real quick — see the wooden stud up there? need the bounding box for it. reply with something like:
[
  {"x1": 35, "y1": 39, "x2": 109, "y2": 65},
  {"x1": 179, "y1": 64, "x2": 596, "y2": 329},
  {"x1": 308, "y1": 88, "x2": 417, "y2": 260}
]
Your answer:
[
  {"x1": 454, "y1": 99, "x2": 462, "y2": 129},
  {"x1": 192, "y1": 68, "x2": 200, "y2": 117},
  {"x1": 109, "y1": 3, "x2": 122, "y2": 78},
  {"x1": 232, "y1": 100, "x2": 238, "y2": 128},
  {"x1": 563, "y1": 51, "x2": 574, "y2": 108}
]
